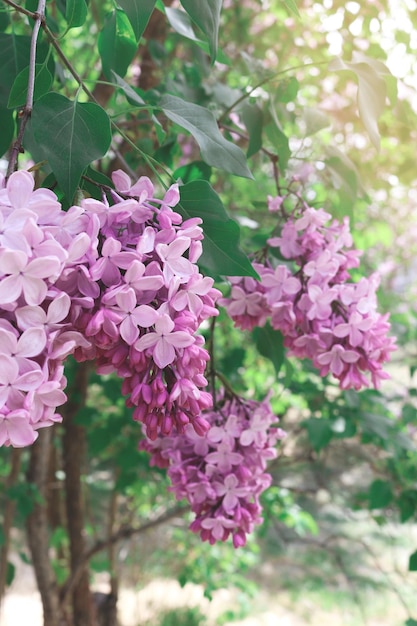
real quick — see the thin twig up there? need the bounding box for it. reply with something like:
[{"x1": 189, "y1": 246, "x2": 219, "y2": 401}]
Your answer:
[
  {"x1": 218, "y1": 61, "x2": 328, "y2": 124},
  {"x1": 7, "y1": 0, "x2": 46, "y2": 177},
  {"x1": 59, "y1": 504, "x2": 189, "y2": 605},
  {"x1": 2, "y1": 0, "x2": 35, "y2": 19}
]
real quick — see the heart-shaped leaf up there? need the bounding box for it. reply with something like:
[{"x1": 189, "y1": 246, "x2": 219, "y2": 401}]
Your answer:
[
  {"x1": 31, "y1": 92, "x2": 112, "y2": 201},
  {"x1": 8, "y1": 63, "x2": 53, "y2": 109}
]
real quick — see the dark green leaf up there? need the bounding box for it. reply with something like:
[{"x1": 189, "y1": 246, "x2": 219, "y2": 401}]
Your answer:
[
  {"x1": 0, "y1": 106, "x2": 14, "y2": 157},
  {"x1": 32, "y1": 93, "x2": 112, "y2": 201},
  {"x1": 398, "y1": 490, "x2": 417, "y2": 523},
  {"x1": 8, "y1": 64, "x2": 53, "y2": 109},
  {"x1": 65, "y1": 0, "x2": 88, "y2": 29},
  {"x1": 303, "y1": 418, "x2": 333, "y2": 451},
  {"x1": 117, "y1": 0, "x2": 156, "y2": 41},
  {"x1": 409, "y1": 550, "x2": 417, "y2": 572},
  {"x1": 98, "y1": 9, "x2": 138, "y2": 79},
  {"x1": 81, "y1": 166, "x2": 114, "y2": 200},
  {"x1": 253, "y1": 323, "x2": 285, "y2": 375},
  {"x1": 178, "y1": 180, "x2": 258, "y2": 277},
  {"x1": 0, "y1": 34, "x2": 48, "y2": 107},
  {"x1": 179, "y1": 0, "x2": 222, "y2": 62},
  {"x1": 405, "y1": 619, "x2": 417, "y2": 626},
  {"x1": 161, "y1": 94, "x2": 253, "y2": 179},
  {"x1": 241, "y1": 103, "x2": 263, "y2": 157},
  {"x1": 0, "y1": 6, "x2": 10, "y2": 32},
  {"x1": 6, "y1": 562, "x2": 15, "y2": 587},
  {"x1": 173, "y1": 161, "x2": 212, "y2": 183},
  {"x1": 0, "y1": 33, "x2": 30, "y2": 106},
  {"x1": 369, "y1": 479, "x2": 393, "y2": 509}
]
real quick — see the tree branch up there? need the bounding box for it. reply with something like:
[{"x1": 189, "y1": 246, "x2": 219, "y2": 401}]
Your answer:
[
  {"x1": 7, "y1": 0, "x2": 46, "y2": 177},
  {"x1": 60, "y1": 504, "x2": 189, "y2": 605},
  {"x1": 2, "y1": 0, "x2": 35, "y2": 19}
]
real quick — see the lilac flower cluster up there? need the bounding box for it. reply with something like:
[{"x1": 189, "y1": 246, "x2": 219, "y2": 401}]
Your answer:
[
  {"x1": 221, "y1": 197, "x2": 396, "y2": 390},
  {"x1": 0, "y1": 169, "x2": 220, "y2": 447},
  {"x1": 141, "y1": 393, "x2": 285, "y2": 547}
]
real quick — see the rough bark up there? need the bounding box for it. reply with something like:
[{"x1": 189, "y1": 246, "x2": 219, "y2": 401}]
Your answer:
[
  {"x1": 26, "y1": 429, "x2": 63, "y2": 626},
  {"x1": 62, "y1": 361, "x2": 94, "y2": 626}
]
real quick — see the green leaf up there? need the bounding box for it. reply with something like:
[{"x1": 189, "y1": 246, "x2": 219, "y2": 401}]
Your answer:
[
  {"x1": 252, "y1": 323, "x2": 285, "y2": 375},
  {"x1": 368, "y1": 479, "x2": 393, "y2": 509},
  {"x1": 303, "y1": 418, "x2": 333, "y2": 451},
  {"x1": 165, "y1": 7, "x2": 230, "y2": 64},
  {"x1": 65, "y1": 0, "x2": 88, "y2": 29},
  {"x1": 0, "y1": 33, "x2": 30, "y2": 106},
  {"x1": 173, "y1": 161, "x2": 212, "y2": 183},
  {"x1": 8, "y1": 63, "x2": 53, "y2": 109},
  {"x1": 161, "y1": 94, "x2": 253, "y2": 179},
  {"x1": 265, "y1": 122, "x2": 290, "y2": 171},
  {"x1": 178, "y1": 180, "x2": 258, "y2": 277},
  {"x1": 282, "y1": 0, "x2": 300, "y2": 16},
  {"x1": 111, "y1": 71, "x2": 166, "y2": 141},
  {"x1": 111, "y1": 71, "x2": 146, "y2": 106},
  {"x1": 179, "y1": 0, "x2": 222, "y2": 62},
  {"x1": 117, "y1": 0, "x2": 156, "y2": 41},
  {"x1": 275, "y1": 77, "x2": 299, "y2": 103},
  {"x1": 32, "y1": 93, "x2": 112, "y2": 201},
  {"x1": 0, "y1": 34, "x2": 44, "y2": 107},
  {"x1": 0, "y1": 6, "x2": 10, "y2": 32},
  {"x1": 241, "y1": 103, "x2": 263, "y2": 158},
  {"x1": 405, "y1": 619, "x2": 417, "y2": 626},
  {"x1": 398, "y1": 490, "x2": 417, "y2": 523},
  {"x1": 329, "y1": 52, "x2": 394, "y2": 149},
  {"x1": 409, "y1": 550, "x2": 417, "y2": 572},
  {"x1": 98, "y1": 9, "x2": 138, "y2": 79},
  {"x1": 6, "y1": 562, "x2": 15, "y2": 587},
  {"x1": 0, "y1": 106, "x2": 14, "y2": 157},
  {"x1": 81, "y1": 166, "x2": 114, "y2": 200}
]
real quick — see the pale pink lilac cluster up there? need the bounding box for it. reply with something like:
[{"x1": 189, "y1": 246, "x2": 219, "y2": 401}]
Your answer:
[
  {"x1": 141, "y1": 393, "x2": 285, "y2": 547},
  {"x1": 0, "y1": 169, "x2": 220, "y2": 447},
  {"x1": 221, "y1": 197, "x2": 396, "y2": 390}
]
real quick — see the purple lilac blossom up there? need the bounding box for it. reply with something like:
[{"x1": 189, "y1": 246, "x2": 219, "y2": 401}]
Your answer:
[
  {"x1": 141, "y1": 393, "x2": 285, "y2": 547},
  {"x1": 0, "y1": 170, "x2": 220, "y2": 446},
  {"x1": 220, "y1": 196, "x2": 396, "y2": 390}
]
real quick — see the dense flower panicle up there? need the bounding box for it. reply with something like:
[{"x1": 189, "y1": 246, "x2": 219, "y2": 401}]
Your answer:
[
  {"x1": 0, "y1": 170, "x2": 220, "y2": 447},
  {"x1": 141, "y1": 393, "x2": 285, "y2": 547},
  {"x1": 220, "y1": 196, "x2": 396, "y2": 390}
]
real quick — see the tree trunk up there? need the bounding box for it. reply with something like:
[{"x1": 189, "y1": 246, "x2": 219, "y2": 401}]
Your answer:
[
  {"x1": 0, "y1": 449, "x2": 22, "y2": 604},
  {"x1": 62, "y1": 361, "x2": 95, "y2": 626},
  {"x1": 26, "y1": 429, "x2": 63, "y2": 626}
]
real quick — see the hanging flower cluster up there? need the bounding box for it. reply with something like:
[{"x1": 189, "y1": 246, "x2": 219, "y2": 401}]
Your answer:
[
  {"x1": 221, "y1": 196, "x2": 396, "y2": 390},
  {"x1": 141, "y1": 392, "x2": 285, "y2": 547},
  {"x1": 0, "y1": 169, "x2": 220, "y2": 447}
]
